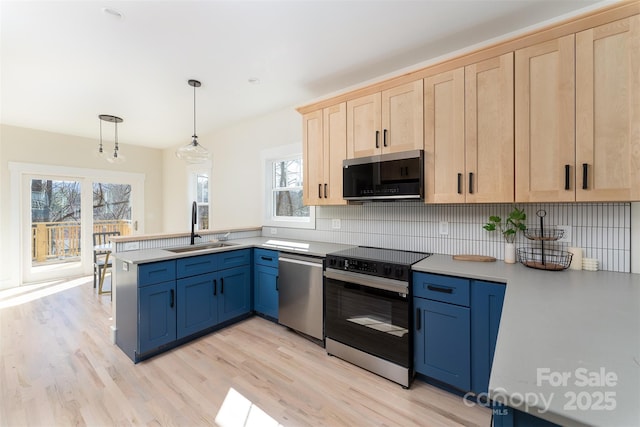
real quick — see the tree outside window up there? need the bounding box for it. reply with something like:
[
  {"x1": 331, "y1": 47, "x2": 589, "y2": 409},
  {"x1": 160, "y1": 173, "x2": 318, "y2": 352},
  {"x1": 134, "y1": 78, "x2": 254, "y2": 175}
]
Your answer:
[{"x1": 271, "y1": 157, "x2": 309, "y2": 220}]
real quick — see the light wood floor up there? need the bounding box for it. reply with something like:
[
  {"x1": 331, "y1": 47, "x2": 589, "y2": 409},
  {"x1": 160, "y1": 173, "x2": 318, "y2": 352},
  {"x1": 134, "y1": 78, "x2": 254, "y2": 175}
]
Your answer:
[{"x1": 0, "y1": 277, "x2": 491, "y2": 426}]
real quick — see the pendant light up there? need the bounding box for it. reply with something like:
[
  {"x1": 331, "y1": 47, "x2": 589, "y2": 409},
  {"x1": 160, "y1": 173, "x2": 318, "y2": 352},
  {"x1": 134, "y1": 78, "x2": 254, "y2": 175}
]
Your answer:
[
  {"x1": 176, "y1": 79, "x2": 209, "y2": 164},
  {"x1": 98, "y1": 114, "x2": 125, "y2": 164}
]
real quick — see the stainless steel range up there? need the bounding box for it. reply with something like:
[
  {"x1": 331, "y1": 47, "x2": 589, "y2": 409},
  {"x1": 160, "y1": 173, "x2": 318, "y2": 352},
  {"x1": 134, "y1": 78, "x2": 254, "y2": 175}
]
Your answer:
[{"x1": 324, "y1": 246, "x2": 431, "y2": 388}]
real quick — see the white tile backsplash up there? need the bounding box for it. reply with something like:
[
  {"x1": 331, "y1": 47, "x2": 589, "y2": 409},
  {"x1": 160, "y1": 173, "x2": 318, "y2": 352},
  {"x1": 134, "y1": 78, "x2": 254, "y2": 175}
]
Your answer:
[{"x1": 268, "y1": 202, "x2": 631, "y2": 273}]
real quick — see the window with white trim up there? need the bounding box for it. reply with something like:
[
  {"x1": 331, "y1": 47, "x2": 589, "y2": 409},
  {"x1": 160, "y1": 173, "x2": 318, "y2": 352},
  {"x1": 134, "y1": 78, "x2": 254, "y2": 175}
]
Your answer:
[
  {"x1": 194, "y1": 172, "x2": 209, "y2": 230},
  {"x1": 263, "y1": 149, "x2": 314, "y2": 229},
  {"x1": 188, "y1": 162, "x2": 211, "y2": 231}
]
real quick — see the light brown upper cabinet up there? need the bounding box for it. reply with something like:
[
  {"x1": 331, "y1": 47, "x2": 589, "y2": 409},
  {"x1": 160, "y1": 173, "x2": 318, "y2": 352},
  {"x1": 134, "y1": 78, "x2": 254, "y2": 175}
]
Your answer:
[
  {"x1": 302, "y1": 103, "x2": 347, "y2": 206},
  {"x1": 425, "y1": 53, "x2": 514, "y2": 203},
  {"x1": 347, "y1": 80, "x2": 423, "y2": 159},
  {"x1": 516, "y1": 16, "x2": 639, "y2": 202},
  {"x1": 576, "y1": 15, "x2": 640, "y2": 201},
  {"x1": 424, "y1": 68, "x2": 466, "y2": 203},
  {"x1": 515, "y1": 35, "x2": 576, "y2": 203}
]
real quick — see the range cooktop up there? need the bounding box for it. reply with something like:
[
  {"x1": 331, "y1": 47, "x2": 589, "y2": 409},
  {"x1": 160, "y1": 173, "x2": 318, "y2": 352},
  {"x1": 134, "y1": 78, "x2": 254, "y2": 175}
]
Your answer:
[
  {"x1": 328, "y1": 246, "x2": 431, "y2": 266},
  {"x1": 326, "y1": 246, "x2": 431, "y2": 281}
]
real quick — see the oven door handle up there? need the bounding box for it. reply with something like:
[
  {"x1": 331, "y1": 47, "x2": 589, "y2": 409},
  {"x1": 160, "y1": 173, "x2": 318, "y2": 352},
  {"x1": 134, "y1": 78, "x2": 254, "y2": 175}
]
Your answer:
[{"x1": 324, "y1": 268, "x2": 408, "y2": 295}]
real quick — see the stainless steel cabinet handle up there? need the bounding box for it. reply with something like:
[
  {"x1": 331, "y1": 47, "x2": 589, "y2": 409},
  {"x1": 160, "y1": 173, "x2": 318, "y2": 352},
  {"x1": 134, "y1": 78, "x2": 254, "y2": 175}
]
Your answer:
[{"x1": 280, "y1": 257, "x2": 323, "y2": 268}]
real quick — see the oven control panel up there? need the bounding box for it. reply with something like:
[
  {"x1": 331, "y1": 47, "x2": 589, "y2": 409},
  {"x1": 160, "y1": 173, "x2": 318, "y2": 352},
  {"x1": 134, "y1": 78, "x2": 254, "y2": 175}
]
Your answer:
[{"x1": 326, "y1": 256, "x2": 409, "y2": 281}]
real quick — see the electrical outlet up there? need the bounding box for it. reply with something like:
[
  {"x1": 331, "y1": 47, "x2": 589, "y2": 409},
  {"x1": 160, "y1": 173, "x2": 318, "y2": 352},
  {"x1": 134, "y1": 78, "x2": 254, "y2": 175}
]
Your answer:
[
  {"x1": 557, "y1": 225, "x2": 572, "y2": 243},
  {"x1": 270, "y1": 228, "x2": 277, "y2": 235},
  {"x1": 331, "y1": 219, "x2": 341, "y2": 230},
  {"x1": 439, "y1": 221, "x2": 449, "y2": 236},
  {"x1": 123, "y1": 242, "x2": 140, "y2": 251}
]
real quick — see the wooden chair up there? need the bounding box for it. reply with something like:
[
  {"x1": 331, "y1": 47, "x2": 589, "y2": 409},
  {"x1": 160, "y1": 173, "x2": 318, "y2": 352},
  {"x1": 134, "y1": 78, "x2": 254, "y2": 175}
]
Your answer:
[{"x1": 93, "y1": 231, "x2": 120, "y2": 293}]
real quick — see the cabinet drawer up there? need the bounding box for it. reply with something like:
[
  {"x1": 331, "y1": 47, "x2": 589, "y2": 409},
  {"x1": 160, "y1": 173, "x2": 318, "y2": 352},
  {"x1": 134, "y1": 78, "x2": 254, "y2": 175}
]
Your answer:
[
  {"x1": 218, "y1": 249, "x2": 251, "y2": 270},
  {"x1": 413, "y1": 272, "x2": 470, "y2": 306},
  {"x1": 139, "y1": 260, "x2": 176, "y2": 287},
  {"x1": 176, "y1": 254, "x2": 217, "y2": 279},
  {"x1": 254, "y1": 248, "x2": 279, "y2": 268}
]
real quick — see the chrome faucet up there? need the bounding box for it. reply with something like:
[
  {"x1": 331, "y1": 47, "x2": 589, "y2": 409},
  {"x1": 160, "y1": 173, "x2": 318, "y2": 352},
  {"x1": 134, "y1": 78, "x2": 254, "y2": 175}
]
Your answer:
[{"x1": 190, "y1": 201, "x2": 201, "y2": 245}]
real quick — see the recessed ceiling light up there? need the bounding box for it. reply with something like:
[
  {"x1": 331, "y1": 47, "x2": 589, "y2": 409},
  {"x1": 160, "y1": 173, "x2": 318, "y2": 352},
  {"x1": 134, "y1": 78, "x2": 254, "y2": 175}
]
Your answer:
[
  {"x1": 102, "y1": 7, "x2": 124, "y2": 20},
  {"x1": 248, "y1": 77, "x2": 260, "y2": 85}
]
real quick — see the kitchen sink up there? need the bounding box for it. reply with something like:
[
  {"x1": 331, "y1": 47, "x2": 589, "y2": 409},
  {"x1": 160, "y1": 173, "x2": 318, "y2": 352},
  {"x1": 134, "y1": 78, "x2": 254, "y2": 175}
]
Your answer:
[{"x1": 166, "y1": 242, "x2": 237, "y2": 253}]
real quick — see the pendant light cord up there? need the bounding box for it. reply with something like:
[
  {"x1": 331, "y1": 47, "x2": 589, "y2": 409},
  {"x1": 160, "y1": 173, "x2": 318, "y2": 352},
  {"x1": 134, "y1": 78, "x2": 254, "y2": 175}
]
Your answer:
[{"x1": 193, "y1": 82, "x2": 197, "y2": 138}]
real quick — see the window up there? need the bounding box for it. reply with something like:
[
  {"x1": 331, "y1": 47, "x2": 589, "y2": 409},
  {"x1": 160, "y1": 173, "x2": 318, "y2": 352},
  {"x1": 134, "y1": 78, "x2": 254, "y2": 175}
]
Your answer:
[
  {"x1": 194, "y1": 172, "x2": 209, "y2": 230},
  {"x1": 263, "y1": 146, "x2": 314, "y2": 229}
]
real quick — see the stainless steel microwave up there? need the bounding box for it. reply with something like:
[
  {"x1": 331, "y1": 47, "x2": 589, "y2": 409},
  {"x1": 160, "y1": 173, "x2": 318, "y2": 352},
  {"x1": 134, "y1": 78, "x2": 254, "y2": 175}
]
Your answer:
[{"x1": 342, "y1": 150, "x2": 424, "y2": 201}]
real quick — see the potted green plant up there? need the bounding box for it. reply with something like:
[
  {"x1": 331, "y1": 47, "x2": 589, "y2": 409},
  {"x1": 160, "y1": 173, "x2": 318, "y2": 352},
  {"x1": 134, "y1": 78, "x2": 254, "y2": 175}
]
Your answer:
[{"x1": 483, "y1": 206, "x2": 527, "y2": 263}]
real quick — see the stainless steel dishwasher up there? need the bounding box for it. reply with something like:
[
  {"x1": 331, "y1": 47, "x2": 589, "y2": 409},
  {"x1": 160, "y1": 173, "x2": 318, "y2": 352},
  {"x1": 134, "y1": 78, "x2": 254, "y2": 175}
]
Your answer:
[{"x1": 278, "y1": 253, "x2": 324, "y2": 342}]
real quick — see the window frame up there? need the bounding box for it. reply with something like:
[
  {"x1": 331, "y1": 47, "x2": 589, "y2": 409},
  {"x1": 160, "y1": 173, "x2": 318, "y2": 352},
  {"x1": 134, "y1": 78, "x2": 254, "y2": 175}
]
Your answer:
[
  {"x1": 187, "y1": 162, "x2": 211, "y2": 231},
  {"x1": 262, "y1": 144, "x2": 315, "y2": 229}
]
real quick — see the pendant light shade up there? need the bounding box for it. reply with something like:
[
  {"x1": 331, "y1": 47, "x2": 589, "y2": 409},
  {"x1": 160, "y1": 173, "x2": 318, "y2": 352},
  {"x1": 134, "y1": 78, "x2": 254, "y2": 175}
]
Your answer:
[
  {"x1": 98, "y1": 114, "x2": 125, "y2": 164},
  {"x1": 176, "y1": 79, "x2": 209, "y2": 164}
]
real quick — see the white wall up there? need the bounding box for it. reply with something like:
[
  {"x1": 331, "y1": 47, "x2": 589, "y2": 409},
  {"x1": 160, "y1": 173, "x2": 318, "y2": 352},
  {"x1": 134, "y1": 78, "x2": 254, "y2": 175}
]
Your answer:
[
  {"x1": 163, "y1": 106, "x2": 301, "y2": 232},
  {"x1": 0, "y1": 124, "x2": 164, "y2": 288}
]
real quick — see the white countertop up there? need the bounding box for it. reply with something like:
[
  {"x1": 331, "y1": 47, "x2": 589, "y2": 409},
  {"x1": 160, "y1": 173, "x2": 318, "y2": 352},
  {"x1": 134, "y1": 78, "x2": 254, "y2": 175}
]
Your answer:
[
  {"x1": 112, "y1": 237, "x2": 355, "y2": 264},
  {"x1": 413, "y1": 255, "x2": 640, "y2": 427}
]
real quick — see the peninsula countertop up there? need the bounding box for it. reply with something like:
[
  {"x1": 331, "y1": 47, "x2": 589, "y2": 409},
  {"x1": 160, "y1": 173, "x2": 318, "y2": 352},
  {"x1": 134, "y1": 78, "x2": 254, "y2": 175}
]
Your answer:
[
  {"x1": 112, "y1": 236, "x2": 355, "y2": 264},
  {"x1": 413, "y1": 255, "x2": 640, "y2": 427}
]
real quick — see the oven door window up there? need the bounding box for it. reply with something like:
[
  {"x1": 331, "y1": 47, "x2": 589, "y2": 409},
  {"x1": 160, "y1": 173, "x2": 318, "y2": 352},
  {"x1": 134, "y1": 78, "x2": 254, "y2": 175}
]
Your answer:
[{"x1": 325, "y1": 278, "x2": 410, "y2": 367}]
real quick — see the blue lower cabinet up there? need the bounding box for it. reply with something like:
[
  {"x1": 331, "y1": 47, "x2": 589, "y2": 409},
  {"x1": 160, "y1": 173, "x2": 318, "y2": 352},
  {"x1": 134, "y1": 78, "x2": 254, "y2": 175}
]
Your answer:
[
  {"x1": 176, "y1": 272, "x2": 217, "y2": 339},
  {"x1": 138, "y1": 280, "x2": 177, "y2": 354},
  {"x1": 254, "y1": 264, "x2": 278, "y2": 319},
  {"x1": 471, "y1": 281, "x2": 506, "y2": 394},
  {"x1": 218, "y1": 265, "x2": 251, "y2": 323},
  {"x1": 492, "y1": 403, "x2": 561, "y2": 427},
  {"x1": 414, "y1": 297, "x2": 471, "y2": 390}
]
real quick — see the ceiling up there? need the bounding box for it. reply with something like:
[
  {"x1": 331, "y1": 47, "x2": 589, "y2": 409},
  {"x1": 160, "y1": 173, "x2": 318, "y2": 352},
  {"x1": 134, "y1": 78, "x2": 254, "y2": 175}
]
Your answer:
[{"x1": 1, "y1": 0, "x2": 608, "y2": 150}]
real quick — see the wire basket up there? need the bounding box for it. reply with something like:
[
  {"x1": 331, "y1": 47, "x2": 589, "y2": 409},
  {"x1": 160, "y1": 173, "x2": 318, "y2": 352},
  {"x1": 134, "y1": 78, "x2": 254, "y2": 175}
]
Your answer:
[
  {"x1": 523, "y1": 227, "x2": 565, "y2": 241},
  {"x1": 516, "y1": 247, "x2": 573, "y2": 271}
]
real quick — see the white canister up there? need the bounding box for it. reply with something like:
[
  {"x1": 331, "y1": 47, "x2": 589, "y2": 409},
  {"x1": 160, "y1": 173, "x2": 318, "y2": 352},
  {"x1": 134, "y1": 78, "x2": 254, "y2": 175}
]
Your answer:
[
  {"x1": 504, "y1": 242, "x2": 516, "y2": 264},
  {"x1": 568, "y1": 247, "x2": 583, "y2": 270}
]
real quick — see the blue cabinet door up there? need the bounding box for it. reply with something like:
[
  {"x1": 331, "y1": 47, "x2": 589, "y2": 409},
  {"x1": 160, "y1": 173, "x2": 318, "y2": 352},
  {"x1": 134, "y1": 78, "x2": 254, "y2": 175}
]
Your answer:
[
  {"x1": 138, "y1": 281, "x2": 176, "y2": 354},
  {"x1": 254, "y1": 264, "x2": 278, "y2": 319},
  {"x1": 471, "y1": 281, "x2": 506, "y2": 395},
  {"x1": 176, "y1": 254, "x2": 217, "y2": 279},
  {"x1": 218, "y1": 249, "x2": 251, "y2": 270},
  {"x1": 414, "y1": 298, "x2": 471, "y2": 390},
  {"x1": 139, "y1": 260, "x2": 176, "y2": 287},
  {"x1": 176, "y1": 272, "x2": 217, "y2": 339},
  {"x1": 218, "y1": 265, "x2": 251, "y2": 323}
]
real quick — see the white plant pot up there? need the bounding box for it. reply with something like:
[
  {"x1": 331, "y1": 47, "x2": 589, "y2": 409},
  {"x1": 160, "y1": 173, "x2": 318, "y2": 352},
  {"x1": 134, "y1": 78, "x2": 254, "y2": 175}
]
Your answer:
[{"x1": 504, "y1": 242, "x2": 516, "y2": 264}]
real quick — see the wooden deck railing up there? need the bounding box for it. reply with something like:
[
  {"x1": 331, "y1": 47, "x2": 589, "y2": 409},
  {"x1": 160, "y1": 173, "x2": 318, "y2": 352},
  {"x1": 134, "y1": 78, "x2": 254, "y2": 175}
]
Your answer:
[{"x1": 32, "y1": 220, "x2": 131, "y2": 262}]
